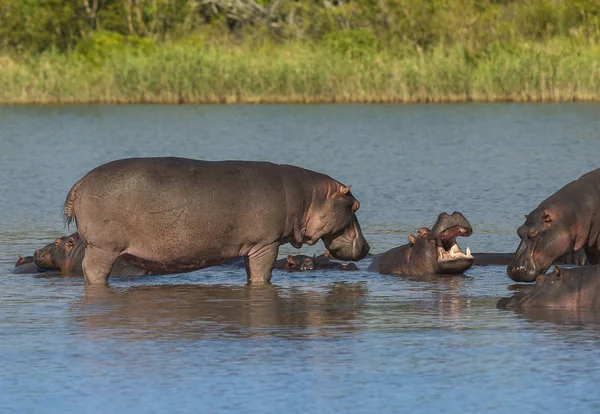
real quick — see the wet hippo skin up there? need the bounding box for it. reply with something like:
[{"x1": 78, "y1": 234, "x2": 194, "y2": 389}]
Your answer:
[
  {"x1": 63, "y1": 157, "x2": 370, "y2": 285},
  {"x1": 508, "y1": 168, "x2": 600, "y2": 282},
  {"x1": 368, "y1": 212, "x2": 474, "y2": 276}
]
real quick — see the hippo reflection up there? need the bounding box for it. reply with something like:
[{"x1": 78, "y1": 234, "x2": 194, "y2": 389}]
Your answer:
[{"x1": 72, "y1": 283, "x2": 367, "y2": 341}]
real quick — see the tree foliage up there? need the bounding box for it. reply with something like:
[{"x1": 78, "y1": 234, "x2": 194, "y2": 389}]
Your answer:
[{"x1": 0, "y1": 0, "x2": 599, "y2": 53}]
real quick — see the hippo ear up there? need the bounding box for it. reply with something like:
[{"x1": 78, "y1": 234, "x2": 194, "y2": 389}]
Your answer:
[
  {"x1": 340, "y1": 185, "x2": 352, "y2": 195},
  {"x1": 553, "y1": 265, "x2": 561, "y2": 278},
  {"x1": 572, "y1": 224, "x2": 587, "y2": 252},
  {"x1": 541, "y1": 211, "x2": 552, "y2": 223},
  {"x1": 324, "y1": 249, "x2": 330, "y2": 257},
  {"x1": 287, "y1": 255, "x2": 296, "y2": 266},
  {"x1": 408, "y1": 234, "x2": 417, "y2": 245}
]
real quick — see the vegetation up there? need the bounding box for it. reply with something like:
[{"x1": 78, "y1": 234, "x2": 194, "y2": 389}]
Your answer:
[{"x1": 0, "y1": 0, "x2": 599, "y2": 103}]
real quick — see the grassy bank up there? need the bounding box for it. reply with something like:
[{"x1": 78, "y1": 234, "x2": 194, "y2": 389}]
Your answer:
[{"x1": 1, "y1": 38, "x2": 599, "y2": 104}]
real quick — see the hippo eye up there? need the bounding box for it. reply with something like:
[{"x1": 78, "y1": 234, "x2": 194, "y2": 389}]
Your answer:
[{"x1": 528, "y1": 228, "x2": 538, "y2": 239}]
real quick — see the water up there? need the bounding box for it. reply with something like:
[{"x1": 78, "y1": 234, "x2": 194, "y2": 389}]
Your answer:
[{"x1": 1, "y1": 103, "x2": 600, "y2": 413}]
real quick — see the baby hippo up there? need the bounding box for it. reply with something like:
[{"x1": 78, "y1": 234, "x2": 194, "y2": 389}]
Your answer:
[
  {"x1": 13, "y1": 255, "x2": 50, "y2": 274},
  {"x1": 34, "y1": 233, "x2": 153, "y2": 276}
]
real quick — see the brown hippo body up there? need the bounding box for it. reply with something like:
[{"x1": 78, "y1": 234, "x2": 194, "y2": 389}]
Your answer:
[
  {"x1": 508, "y1": 168, "x2": 600, "y2": 282},
  {"x1": 368, "y1": 212, "x2": 474, "y2": 276},
  {"x1": 33, "y1": 233, "x2": 154, "y2": 276},
  {"x1": 498, "y1": 265, "x2": 600, "y2": 310},
  {"x1": 64, "y1": 158, "x2": 369, "y2": 285}
]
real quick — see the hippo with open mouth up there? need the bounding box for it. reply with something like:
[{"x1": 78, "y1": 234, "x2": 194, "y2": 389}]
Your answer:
[
  {"x1": 368, "y1": 212, "x2": 473, "y2": 276},
  {"x1": 63, "y1": 158, "x2": 370, "y2": 285}
]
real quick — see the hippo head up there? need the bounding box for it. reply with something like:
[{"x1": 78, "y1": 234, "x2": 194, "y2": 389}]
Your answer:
[
  {"x1": 498, "y1": 266, "x2": 586, "y2": 309},
  {"x1": 507, "y1": 204, "x2": 581, "y2": 282},
  {"x1": 309, "y1": 185, "x2": 370, "y2": 261},
  {"x1": 428, "y1": 212, "x2": 474, "y2": 273},
  {"x1": 34, "y1": 233, "x2": 79, "y2": 271},
  {"x1": 409, "y1": 212, "x2": 474, "y2": 274},
  {"x1": 15, "y1": 255, "x2": 34, "y2": 267},
  {"x1": 284, "y1": 255, "x2": 316, "y2": 271}
]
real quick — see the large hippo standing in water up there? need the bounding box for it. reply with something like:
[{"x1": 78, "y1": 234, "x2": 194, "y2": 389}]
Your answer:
[
  {"x1": 498, "y1": 265, "x2": 600, "y2": 310},
  {"x1": 33, "y1": 233, "x2": 154, "y2": 276},
  {"x1": 368, "y1": 212, "x2": 474, "y2": 276},
  {"x1": 508, "y1": 168, "x2": 600, "y2": 282},
  {"x1": 63, "y1": 158, "x2": 370, "y2": 285}
]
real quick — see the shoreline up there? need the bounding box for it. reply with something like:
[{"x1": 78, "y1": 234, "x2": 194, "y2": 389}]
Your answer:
[{"x1": 1, "y1": 96, "x2": 598, "y2": 105}]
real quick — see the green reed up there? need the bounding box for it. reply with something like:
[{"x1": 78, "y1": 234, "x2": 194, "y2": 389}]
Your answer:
[{"x1": 0, "y1": 38, "x2": 598, "y2": 104}]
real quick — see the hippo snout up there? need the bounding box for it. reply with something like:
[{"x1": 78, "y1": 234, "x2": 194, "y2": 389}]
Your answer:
[
  {"x1": 329, "y1": 237, "x2": 370, "y2": 262},
  {"x1": 507, "y1": 263, "x2": 538, "y2": 283}
]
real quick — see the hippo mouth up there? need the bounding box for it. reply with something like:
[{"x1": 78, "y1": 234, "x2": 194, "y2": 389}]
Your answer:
[{"x1": 434, "y1": 225, "x2": 474, "y2": 273}]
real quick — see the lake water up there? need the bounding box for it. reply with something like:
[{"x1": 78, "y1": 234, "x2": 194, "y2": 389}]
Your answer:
[{"x1": 1, "y1": 103, "x2": 600, "y2": 413}]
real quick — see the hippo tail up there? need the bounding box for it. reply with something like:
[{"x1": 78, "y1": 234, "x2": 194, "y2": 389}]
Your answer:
[{"x1": 63, "y1": 179, "x2": 82, "y2": 227}]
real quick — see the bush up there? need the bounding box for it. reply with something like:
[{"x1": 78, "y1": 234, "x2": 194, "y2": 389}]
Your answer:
[
  {"x1": 322, "y1": 28, "x2": 378, "y2": 59},
  {"x1": 74, "y1": 31, "x2": 157, "y2": 65}
]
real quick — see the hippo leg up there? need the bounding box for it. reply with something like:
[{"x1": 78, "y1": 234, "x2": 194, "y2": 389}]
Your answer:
[
  {"x1": 244, "y1": 243, "x2": 279, "y2": 284},
  {"x1": 82, "y1": 247, "x2": 119, "y2": 285}
]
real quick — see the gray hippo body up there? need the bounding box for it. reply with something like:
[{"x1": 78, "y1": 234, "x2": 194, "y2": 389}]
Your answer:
[{"x1": 64, "y1": 158, "x2": 369, "y2": 285}]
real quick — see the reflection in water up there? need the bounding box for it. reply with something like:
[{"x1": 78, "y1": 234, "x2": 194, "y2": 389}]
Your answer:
[
  {"x1": 398, "y1": 274, "x2": 473, "y2": 329},
  {"x1": 72, "y1": 283, "x2": 368, "y2": 340}
]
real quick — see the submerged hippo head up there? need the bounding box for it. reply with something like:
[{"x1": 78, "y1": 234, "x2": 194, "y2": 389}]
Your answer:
[
  {"x1": 34, "y1": 233, "x2": 81, "y2": 272},
  {"x1": 498, "y1": 265, "x2": 599, "y2": 310},
  {"x1": 283, "y1": 255, "x2": 316, "y2": 271},
  {"x1": 308, "y1": 185, "x2": 370, "y2": 261},
  {"x1": 415, "y1": 212, "x2": 474, "y2": 274},
  {"x1": 507, "y1": 204, "x2": 581, "y2": 283}
]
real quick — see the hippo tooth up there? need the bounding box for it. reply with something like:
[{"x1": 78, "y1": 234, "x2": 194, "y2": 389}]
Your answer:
[{"x1": 466, "y1": 247, "x2": 472, "y2": 257}]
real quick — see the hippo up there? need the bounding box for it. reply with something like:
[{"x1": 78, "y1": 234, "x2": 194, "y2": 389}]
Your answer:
[
  {"x1": 472, "y1": 249, "x2": 588, "y2": 267},
  {"x1": 63, "y1": 158, "x2": 370, "y2": 285},
  {"x1": 13, "y1": 255, "x2": 50, "y2": 274},
  {"x1": 273, "y1": 250, "x2": 358, "y2": 272},
  {"x1": 368, "y1": 212, "x2": 474, "y2": 276},
  {"x1": 33, "y1": 233, "x2": 155, "y2": 276},
  {"x1": 507, "y1": 168, "x2": 600, "y2": 282},
  {"x1": 498, "y1": 265, "x2": 600, "y2": 310}
]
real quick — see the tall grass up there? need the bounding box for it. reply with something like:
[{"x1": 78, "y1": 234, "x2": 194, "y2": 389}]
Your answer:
[{"x1": 0, "y1": 38, "x2": 599, "y2": 104}]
